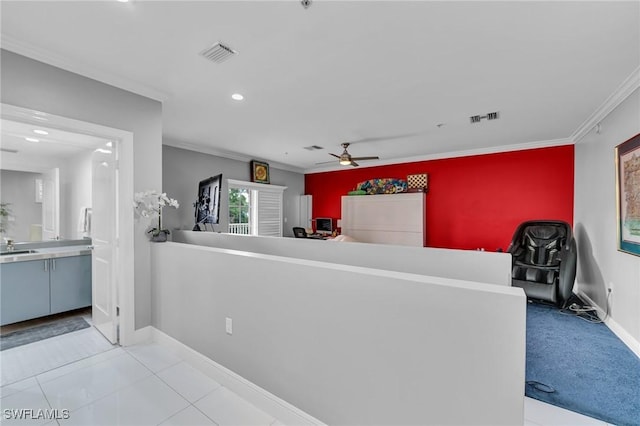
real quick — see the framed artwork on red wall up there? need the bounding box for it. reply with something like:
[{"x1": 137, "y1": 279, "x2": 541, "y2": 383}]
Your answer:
[{"x1": 616, "y1": 132, "x2": 640, "y2": 256}]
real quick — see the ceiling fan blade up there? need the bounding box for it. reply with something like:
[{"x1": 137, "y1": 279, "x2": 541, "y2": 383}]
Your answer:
[
  {"x1": 315, "y1": 160, "x2": 338, "y2": 165},
  {"x1": 328, "y1": 153, "x2": 340, "y2": 158},
  {"x1": 351, "y1": 156, "x2": 379, "y2": 161},
  {"x1": 350, "y1": 160, "x2": 359, "y2": 167}
]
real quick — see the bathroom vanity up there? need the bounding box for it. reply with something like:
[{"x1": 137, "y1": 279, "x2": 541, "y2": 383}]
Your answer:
[{"x1": 0, "y1": 240, "x2": 92, "y2": 326}]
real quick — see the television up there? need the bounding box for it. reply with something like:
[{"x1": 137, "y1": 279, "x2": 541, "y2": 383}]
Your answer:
[
  {"x1": 315, "y1": 217, "x2": 333, "y2": 235},
  {"x1": 194, "y1": 174, "x2": 222, "y2": 229}
]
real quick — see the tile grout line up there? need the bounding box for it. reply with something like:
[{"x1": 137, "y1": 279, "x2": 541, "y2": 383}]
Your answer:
[
  {"x1": 35, "y1": 373, "x2": 61, "y2": 426},
  {"x1": 39, "y1": 351, "x2": 155, "y2": 416},
  {"x1": 150, "y1": 359, "x2": 223, "y2": 426},
  {"x1": 149, "y1": 357, "x2": 274, "y2": 426},
  {"x1": 123, "y1": 345, "x2": 183, "y2": 374},
  {"x1": 1, "y1": 329, "x2": 116, "y2": 387},
  {"x1": 61, "y1": 372, "x2": 154, "y2": 416},
  {"x1": 148, "y1": 362, "x2": 213, "y2": 426},
  {"x1": 35, "y1": 347, "x2": 125, "y2": 386},
  {"x1": 118, "y1": 346, "x2": 220, "y2": 426}
]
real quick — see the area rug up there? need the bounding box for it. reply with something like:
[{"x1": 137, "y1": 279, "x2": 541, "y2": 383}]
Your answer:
[
  {"x1": 0, "y1": 317, "x2": 90, "y2": 351},
  {"x1": 526, "y1": 301, "x2": 640, "y2": 426}
]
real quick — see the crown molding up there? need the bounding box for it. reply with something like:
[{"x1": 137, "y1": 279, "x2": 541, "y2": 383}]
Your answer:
[
  {"x1": 1, "y1": 35, "x2": 170, "y2": 102},
  {"x1": 571, "y1": 66, "x2": 640, "y2": 143},
  {"x1": 304, "y1": 137, "x2": 574, "y2": 174},
  {"x1": 163, "y1": 138, "x2": 306, "y2": 175}
]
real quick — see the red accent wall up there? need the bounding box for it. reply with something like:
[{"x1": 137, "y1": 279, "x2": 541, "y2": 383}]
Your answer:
[{"x1": 305, "y1": 145, "x2": 574, "y2": 251}]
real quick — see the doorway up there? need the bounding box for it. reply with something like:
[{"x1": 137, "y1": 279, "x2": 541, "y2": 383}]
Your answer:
[{"x1": 1, "y1": 103, "x2": 135, "y2": 346}]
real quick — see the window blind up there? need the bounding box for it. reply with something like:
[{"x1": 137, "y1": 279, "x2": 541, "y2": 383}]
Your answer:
[{"x1": 257, "y1": 189, "x2": 283, "y2": 237}]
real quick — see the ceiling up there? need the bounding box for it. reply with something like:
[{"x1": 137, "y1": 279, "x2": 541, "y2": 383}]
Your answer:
[{"x1": 1, "y1": 1, "x2": 639, "y2": 173}]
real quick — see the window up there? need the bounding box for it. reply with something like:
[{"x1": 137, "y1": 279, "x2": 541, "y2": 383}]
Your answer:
[
  {"x1": 228, "y1": 187, "x2": 251, "y2": 235},
  {"x1": 227, "y1": 179, "x2": 287, "y2": 237}
]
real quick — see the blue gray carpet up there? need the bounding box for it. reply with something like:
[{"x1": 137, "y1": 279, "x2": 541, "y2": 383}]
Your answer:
[
  {"x1": 526, "y1": 301, "x2": 640, "y2": 426},
  {"x1": 0, "y1": 317, "x2": 90, "y2": 351}
]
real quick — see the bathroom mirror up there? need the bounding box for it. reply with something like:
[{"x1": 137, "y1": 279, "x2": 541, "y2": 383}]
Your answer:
[{"x1": 0, "y1": 118, "x2": 113, "y2": 243}]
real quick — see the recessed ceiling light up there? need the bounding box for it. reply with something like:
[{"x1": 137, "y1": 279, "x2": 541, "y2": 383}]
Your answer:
[
  {"x1": 95, "y1": 148, "x2": 112, "y2": 154},
  {"x1": 231, "y1": 93, "x2": 244, "y2": 101},
  {"x1": 117, "y1": 0, "x2": 129, "y2": 3},
  {"x1": 106, "y1": 141, "x2": 113, "y2": 147},
  {"x1": 33, "y1": 129, "x2": 48, "y2": 135},
  {"x1": 25, "y1": 137, "x2": 39, "y2": 143}
]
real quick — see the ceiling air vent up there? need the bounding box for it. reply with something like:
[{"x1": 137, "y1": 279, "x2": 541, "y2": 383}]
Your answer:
[
  {"x1": 199, "y1": 42, "x2": 237, "y2": 64},
  {"x1": 470, "y1": 111, "x2": 500, "y2": 124},
  {"x1": 303, "y1": 145, "x2": 324, "y2": 151}
]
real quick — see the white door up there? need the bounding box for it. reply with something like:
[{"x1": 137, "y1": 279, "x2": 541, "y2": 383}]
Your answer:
[
  {"x1": 91, "y1": 147, "x2": 118, "y2": 344},
  {"x1": 41, "y1": 168, "x2": 60, "y2": 240}
]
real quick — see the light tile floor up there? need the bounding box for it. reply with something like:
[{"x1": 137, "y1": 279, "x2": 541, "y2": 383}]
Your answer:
[{"x1": 1, "y1": 327, "x2": 613, "y2": 425}]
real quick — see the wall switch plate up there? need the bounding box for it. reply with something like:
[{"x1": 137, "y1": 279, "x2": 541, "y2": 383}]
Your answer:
[{"x1": 225, "y1": 317, "x2": 233, "y2": 335}]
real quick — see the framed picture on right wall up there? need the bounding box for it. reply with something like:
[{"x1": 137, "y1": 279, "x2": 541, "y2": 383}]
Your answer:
[{"x1": 615, "y1": 132, "x2": 640, "y2": 256}]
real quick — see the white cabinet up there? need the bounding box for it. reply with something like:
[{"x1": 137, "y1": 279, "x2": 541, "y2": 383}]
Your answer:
[{"x1": 341, "y1": 193, "x2": 426, "y2": 246}]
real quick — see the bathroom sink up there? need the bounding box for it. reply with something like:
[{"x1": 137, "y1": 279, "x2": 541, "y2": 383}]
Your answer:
[{"x1": 0, "y1": 249, "x2": 37, "y2": 256}]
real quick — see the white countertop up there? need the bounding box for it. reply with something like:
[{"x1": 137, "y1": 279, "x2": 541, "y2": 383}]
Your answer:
[{"x1": 0, "y1": 245, "x2": 92, "y2": 264}]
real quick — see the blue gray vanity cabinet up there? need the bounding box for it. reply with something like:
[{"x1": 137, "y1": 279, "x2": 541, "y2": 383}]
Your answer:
[
  {"x1": 0, "y1": 254, "x2": 92, "y2": 326},
  {"x1": 0, "y1": 259, "x2": 51, "y2": 326},
  {"x1": 50, "y1": 255, "x2": 92, "y2": 314}
]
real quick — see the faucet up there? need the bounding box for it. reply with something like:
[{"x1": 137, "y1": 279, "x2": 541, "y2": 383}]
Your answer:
[{"x1": 5, "y1": 238, "x2": 15, "y2": 251}]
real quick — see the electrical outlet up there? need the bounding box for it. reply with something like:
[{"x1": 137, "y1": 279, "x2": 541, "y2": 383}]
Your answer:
[{"x1": 225, "y1": 317, "x2": 233, "y2": 335}]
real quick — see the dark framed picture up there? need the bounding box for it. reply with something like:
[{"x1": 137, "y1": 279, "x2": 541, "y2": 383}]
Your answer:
[
  {"x1": 195, "y1": 174, "x2": 223, "y2": 226},
  {"x1": 615, "y1": 132, "x2": 640, "y2": 256},
  {"x1": 251, "y1": 160, "x2": 270, "y2": 184}
]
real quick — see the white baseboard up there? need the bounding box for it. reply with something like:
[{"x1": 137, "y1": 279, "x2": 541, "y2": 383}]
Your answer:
[
  {"x1": 122, "y1": 325, "x2": 152, "y2": 347},
  {"x1": 150, "y1": 327, "x2": 325, "y2": 426},
  {"x1": 577, "y1": 290, "x2": 640, "y2": 359}
]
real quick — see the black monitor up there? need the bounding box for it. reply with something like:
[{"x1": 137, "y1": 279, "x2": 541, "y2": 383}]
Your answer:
[
  {"x1": 315, "y1": 217, "x2": 333, "y2": 235},
  {"x1": 194, "y1": 174, "x2": 222, "y2": 229}
]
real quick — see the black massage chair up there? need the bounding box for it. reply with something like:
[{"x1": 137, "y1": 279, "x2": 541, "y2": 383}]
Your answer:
[{"x1": 507, "y1": 220, "x2": 577, "y2": 307}]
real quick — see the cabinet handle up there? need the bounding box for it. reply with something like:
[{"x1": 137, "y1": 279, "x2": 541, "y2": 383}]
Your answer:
[
  {"x1": 52, "y1": 259, "x2": 56, "y2": 271},
  {"x1": 44, "y1": 259, "x2": 48, "y2": 272}
]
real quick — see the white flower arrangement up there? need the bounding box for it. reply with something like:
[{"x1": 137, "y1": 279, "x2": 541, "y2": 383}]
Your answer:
[{"x1": 133, "y1": 190, "x2": 179, "y2": 237}]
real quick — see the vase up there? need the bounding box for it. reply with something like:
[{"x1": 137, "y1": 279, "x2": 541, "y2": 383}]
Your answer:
[{"x1": 150, "y1": 230, "x2": 169, "y2": 242}]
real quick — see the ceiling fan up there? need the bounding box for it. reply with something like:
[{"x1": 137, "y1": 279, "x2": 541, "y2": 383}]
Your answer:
[{"x1": 318, "y1": 143, "x2": 380, "y2": 167}]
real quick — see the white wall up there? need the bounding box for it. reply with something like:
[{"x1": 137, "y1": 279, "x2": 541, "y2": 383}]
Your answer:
[
  {"x1": 151, "y1": 242, "x2": 525, "y2": 425},
  {"x1": 162, "y1": 144, "x2": 305, "y2": 237},
  {"x1": 174, "y1": 230, "x2": 513, "y2": 286},
  {"x1": 1, "y1": 49, "x2": 162, "y2": 329},
  {"x1": 0, "y1": 169, "x2": 42, "y2": 242},
  {"x1": 60, "y1": 150, "x2": 92, "y2": 240},
  {"x1": 574, "y1": 87, "x2": 640, "y2": 345}
]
